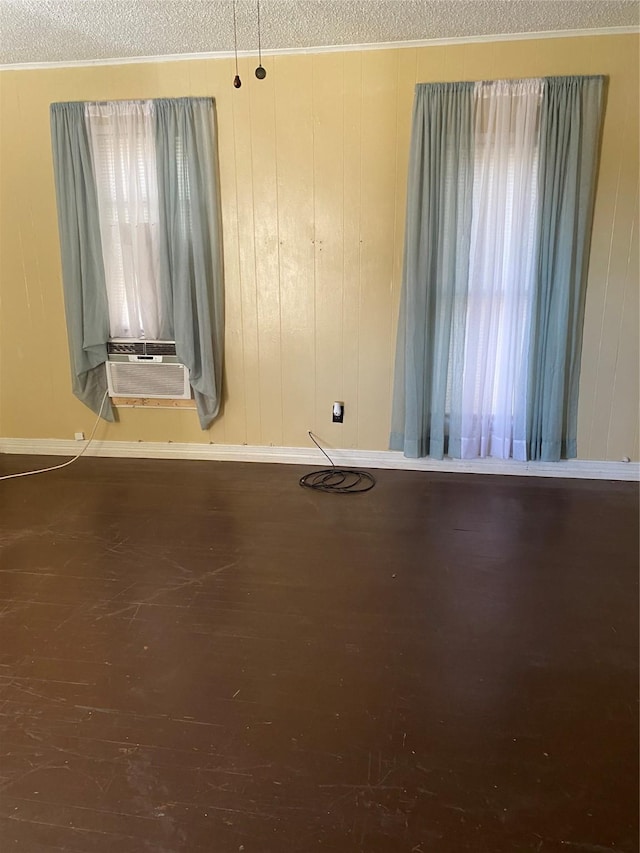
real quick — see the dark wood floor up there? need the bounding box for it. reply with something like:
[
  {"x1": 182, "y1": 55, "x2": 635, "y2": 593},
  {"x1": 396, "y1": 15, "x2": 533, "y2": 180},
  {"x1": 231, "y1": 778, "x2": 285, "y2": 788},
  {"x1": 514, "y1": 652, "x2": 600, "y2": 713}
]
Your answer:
[{"x1": 0, "y1": 455, "x2": 637, "y2": 853}]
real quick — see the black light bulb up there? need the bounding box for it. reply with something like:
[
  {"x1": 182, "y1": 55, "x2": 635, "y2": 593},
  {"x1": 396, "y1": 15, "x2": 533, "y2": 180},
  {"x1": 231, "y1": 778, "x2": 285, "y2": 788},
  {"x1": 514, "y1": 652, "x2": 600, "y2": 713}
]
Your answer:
[
  {"x1": 233, "y1": 74, "x2": 242, "y2": 88},
  {"x1": 255, "y1": 65, "x2": 266, "y2": 80}
]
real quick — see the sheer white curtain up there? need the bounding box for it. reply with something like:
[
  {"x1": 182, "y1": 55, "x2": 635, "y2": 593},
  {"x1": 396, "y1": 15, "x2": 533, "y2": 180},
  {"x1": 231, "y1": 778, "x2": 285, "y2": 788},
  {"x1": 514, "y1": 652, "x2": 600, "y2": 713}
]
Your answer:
[
  {"x1": 86, "y1": 101, "x2": 162, "y2": 339},
  {"x1": 456, "y1": 79, "x2": 543, "y2": 460}
]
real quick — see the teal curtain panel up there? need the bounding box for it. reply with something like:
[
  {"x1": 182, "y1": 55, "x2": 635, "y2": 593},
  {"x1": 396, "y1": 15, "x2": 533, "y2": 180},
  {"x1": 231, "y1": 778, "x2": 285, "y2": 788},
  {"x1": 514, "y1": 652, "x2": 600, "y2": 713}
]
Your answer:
[
  {"x1": 154, "y1": 98, "x2": 225, "y2": 430},
  {"x1": 50, "y1": 102, "x2": 115, "y2": 421},
  {"x1": 390, "y1": 82, "x2": 475, "y2": 459}
]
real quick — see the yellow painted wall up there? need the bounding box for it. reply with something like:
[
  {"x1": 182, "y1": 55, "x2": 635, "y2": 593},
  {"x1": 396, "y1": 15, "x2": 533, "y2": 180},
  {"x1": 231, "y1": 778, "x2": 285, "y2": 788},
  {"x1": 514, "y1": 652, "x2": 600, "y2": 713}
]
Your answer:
[{"x1": 0, "y1": 34, "x2": 638, "y2": 460}]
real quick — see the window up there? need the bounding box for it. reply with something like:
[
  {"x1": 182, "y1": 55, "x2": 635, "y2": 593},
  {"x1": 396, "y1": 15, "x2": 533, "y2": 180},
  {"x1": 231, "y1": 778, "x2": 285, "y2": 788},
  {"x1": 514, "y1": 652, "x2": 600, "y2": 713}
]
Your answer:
[
  {"x1": 50, "y1": 97, "x2": 224, "y2": 428},
  {"x1": 87, "y1": 101, "x2": 163, "y2": 339},
  {"x1": 458, "y1": 79, "x2": 542, "y2": 460},
  {"x1": 391, "y1": 76, "x2": 604, "y2": 462}
]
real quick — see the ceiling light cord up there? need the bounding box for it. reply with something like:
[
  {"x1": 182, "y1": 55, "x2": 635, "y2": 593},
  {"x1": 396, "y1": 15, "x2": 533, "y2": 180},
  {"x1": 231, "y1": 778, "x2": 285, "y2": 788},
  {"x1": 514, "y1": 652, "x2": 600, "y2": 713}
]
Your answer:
[
  {"x1": 257, "y1": 0, "x2": 262, "y2": 64},
  {"x1": 233, "y1": 0, "x2": 241, "y2": 88},
  {"x1": 255, "y1": 0, "x2": 266, "y2": 79}
]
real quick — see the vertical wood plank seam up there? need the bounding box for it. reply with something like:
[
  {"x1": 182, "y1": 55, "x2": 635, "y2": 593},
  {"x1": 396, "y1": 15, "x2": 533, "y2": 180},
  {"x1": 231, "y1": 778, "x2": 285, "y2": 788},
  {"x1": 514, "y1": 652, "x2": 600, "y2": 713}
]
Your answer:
[
  {"x1": 229, "y1": 67, "x2": 248, "y2": 445},
  {"x1": 247, "y1": 64, "x2": 264, "y2": 443},
  {"x1": 586, "y1": 86, "x2": 629, "y2": 458},
  {"x1": 356, "y1": 55, "x2": 364, "y2": 449},
  {"x1": 605, "y1": 185, "x2": 638, "y2": 458},
  {"x1": 341, "y1": 52, "x2": 347, "y2": 440},
  {"x1": 388, "y1": 50, "x2": 404, "y2": 418},
  {"x1": 311, "y1": 55, "x2": 318, "y2": 435},
  {"x1": 274, "y1": 59, "x2": 284, "y2": 446}
]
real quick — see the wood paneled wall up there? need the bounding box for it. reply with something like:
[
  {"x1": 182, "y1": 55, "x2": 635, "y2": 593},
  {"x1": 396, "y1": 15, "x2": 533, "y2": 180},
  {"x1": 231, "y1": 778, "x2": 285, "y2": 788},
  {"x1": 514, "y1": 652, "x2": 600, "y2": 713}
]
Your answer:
[{"x1": 0, "y1": 34, "x2": 637, "y2": 460}]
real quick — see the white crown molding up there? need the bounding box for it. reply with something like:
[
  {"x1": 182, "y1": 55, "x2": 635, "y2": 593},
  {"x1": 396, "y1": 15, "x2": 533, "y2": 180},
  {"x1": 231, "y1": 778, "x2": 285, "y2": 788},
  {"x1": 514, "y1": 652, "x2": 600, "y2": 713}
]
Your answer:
[
  {"x1": 0, "y1": 438, "x2": 638, "y2": 481},
  {"x1": 0, "y1": 27, "x2": 637, "y2": 72}
]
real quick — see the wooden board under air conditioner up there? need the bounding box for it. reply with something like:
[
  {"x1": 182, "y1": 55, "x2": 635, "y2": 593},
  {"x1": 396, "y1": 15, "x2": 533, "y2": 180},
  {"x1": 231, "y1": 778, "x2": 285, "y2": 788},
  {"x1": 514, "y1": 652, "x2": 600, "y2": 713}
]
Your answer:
[{"x1": 111, "y1": 397, "x2": 197, "y2": 409}]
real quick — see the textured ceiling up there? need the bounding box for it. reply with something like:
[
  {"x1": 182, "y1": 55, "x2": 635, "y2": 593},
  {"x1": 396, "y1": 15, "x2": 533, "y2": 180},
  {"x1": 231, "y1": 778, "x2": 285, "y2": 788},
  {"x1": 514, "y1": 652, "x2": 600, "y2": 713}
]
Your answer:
[{"x1": 0, "y1": 0, "x2": 638, "y2": 66}]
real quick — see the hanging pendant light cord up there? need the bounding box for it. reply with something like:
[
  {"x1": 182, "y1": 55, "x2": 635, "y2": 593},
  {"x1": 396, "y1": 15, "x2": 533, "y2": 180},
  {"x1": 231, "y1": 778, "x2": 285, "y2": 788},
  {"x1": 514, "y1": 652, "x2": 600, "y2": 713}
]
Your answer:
[
  {"x1": 257, "y1": 0, "x2": 262, "y2": 67},
  {"x1": 233, "y1": 0, "x2": 239, "y2": 77}
]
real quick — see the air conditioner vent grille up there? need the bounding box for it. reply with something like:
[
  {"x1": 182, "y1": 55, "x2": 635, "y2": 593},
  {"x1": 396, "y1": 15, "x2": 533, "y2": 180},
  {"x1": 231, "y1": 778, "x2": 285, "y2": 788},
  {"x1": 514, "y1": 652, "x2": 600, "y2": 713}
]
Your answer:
[
  {"x1": 106, "y1": 361, "x2": 190, "y2": 399},
  {"x1": 107, "y1": 341, "x2": 145, "y2": 355},
  {"x1": 107, "y1": 340, "x2": 177, "y2": 356},
  {"x1": 145, "y1": 341, "x2": 177, "y2": 356}
]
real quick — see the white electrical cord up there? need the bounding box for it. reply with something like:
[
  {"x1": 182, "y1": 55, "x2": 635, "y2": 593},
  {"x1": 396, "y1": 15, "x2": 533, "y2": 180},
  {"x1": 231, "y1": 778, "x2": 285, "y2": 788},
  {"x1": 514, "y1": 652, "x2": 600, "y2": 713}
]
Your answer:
[{"x1": 0, "y1": 390, "x2": 110, "y2": 482}]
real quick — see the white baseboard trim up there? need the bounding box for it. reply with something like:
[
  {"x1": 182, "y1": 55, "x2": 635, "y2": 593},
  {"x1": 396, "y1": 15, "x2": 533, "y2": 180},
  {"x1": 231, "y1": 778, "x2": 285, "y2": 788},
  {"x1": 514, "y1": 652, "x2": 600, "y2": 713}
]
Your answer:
[{"x1": 0, "y1": 437, "x2": 638, "y2": 481}]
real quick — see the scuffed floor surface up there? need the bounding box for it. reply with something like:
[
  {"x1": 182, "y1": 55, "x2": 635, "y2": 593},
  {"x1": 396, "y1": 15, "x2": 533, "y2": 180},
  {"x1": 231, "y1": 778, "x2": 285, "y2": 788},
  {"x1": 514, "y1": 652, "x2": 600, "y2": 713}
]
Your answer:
[{"x1": 0, "y1": 455, "x2": 637, "y2": 852}]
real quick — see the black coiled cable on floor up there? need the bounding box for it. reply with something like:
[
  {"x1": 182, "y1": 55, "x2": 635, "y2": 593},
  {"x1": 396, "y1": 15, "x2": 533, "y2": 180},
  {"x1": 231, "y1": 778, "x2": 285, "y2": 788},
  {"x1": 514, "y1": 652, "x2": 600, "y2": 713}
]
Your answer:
[{"x1": 299, "y1": 432, "x2": 376, "y2": 494}]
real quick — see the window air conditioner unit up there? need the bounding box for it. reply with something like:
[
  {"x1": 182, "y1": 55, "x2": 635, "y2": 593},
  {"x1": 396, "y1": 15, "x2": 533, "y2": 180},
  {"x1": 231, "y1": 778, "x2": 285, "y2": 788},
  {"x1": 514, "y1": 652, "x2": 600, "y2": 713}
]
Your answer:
[{"x1": 106, "y1": 339, "x2": 191, "y2": 400}]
